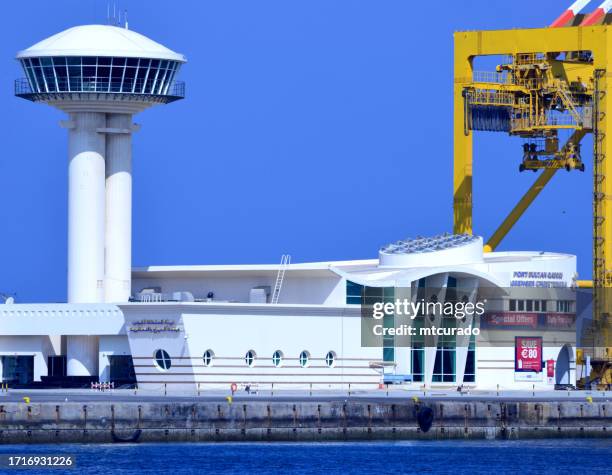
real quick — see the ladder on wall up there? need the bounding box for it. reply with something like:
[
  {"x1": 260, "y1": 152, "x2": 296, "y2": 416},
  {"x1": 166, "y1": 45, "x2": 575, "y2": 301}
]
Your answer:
[{"x1": 271, "y1": 254, "x2": 291, "y2": 304}]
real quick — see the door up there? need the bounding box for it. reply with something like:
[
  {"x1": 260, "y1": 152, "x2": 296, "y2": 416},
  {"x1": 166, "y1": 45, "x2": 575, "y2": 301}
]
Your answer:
[
  {"x1": 108, "y1": 355, "x2": 136, "y2": 384},
  {"x1": 47, "y1": 355, "x2": 67, "y2": 377},
  {"x1": 1, "y1": 355, "x2": 34, "y2": 385}
]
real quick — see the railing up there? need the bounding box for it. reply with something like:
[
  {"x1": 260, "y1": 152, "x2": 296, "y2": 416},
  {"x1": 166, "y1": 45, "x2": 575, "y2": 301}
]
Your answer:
[
  {"x1": 14, "y1": 77, "x2": 185, "y2": 98},
  {"x1": 511, "y1": 110, "x2": 583, "y2": 131},
  {"x1": 472, "y1": 70, "x2": 510, "y2": 84},
  {"x1": 466, "y1": 90, "x2": 515, "y2": 106},
  {"x1": 14, "y1": 78, "x2": 31, "y2": 95}
]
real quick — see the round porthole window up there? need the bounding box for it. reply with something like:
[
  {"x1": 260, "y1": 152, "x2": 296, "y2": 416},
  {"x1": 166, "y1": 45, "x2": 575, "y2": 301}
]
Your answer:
[
  {"x1": 325, "y1": 351, "x2": 336, "y2": 368},
  {"x1": 154, "y1": 349, "x2": 171, "y2": 371},
  {"x1": 272, "y1": 350, "x2": 283, "y2": 368},
  {"x1": 299, "y1": 350, "x2": 310, "y2": 368},
  {"x1": 245, "y1": 350, "x2": 257, "y2": 367},
  {"x1": 203, "y1": 349, "x2": 214, "y2": 367}
]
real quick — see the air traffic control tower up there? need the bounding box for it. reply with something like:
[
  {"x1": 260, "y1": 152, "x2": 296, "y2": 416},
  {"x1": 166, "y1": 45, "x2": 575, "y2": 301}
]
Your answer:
[{"x1": 15, "y1": 24, "x2": 185, "y2": 377}]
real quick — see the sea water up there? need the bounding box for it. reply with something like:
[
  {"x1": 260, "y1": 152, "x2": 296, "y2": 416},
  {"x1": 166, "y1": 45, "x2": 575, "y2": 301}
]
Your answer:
[{"x1": 0, "y1": 439, "x2": 610, "y2": 474}]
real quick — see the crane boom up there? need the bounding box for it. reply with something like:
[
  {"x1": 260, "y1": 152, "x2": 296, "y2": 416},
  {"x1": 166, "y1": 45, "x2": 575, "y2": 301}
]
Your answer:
[
  {"x1": 581, "y1": 0, "x2": 612, "y2": 25},
  {"x1": 550, "y1": 0, "x2": 593, "y2": 27}
]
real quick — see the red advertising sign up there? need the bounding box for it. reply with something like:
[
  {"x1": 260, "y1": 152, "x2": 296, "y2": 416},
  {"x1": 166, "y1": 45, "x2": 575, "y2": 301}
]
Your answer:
[
  {"x1": 515, "y1": 336, "x2": 543, "y2": 372},
  {"x1": 483, "y1": 312, "x2": 538, "y2": 328},
  {"x1": 547, "y1": 359, "x2": 555, "y2": 378},
  {"x1": 545, "y1": 313, "x2": 575, "y2": 328}
]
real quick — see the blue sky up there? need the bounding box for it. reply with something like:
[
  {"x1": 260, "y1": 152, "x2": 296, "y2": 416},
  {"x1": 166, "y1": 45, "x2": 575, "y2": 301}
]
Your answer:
[{"x1": 0, "y1": 1, "x2": 592, "y2": 302}]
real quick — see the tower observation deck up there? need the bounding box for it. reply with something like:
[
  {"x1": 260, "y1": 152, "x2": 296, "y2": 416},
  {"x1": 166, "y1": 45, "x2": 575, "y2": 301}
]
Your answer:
[{"x1": 14, "y1": 24, "x2": 186, "y2": 378}]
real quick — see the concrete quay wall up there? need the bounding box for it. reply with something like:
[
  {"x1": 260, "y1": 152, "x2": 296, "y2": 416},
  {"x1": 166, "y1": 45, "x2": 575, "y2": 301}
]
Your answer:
[{"x1": 0, "y1": 400, "x2": 610, "y2": 443}]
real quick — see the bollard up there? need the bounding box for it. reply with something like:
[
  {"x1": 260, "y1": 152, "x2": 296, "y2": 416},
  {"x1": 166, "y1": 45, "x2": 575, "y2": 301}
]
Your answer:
[
  {"x1": 348, "y1": 383, "x2": 351, "y2": 397},
  {"x1": 134, "y1": 384, "x2": 138, "y2": 396},
  {"x1": 271, "y1": 383, "x2": 274, "y2": 397},
  {"x1": 164, "y1": 383, "x2": 167, "y2": 396},
  {"x1": 423, "y1": 384, "x2": 426, "y2": 397},
  {"x1": 198, "y1": 382, "x2": 200, "y2": 396},
  {"x1": 497, "y1": 384, "x2": 499, "y2": 397},
  {"x1": 532, "y1": 384, "x2": 535, "y2": 397},
  {"x1": 386, "y1": 384, "x2": 389, "y2": 397},
  {"x1": 310, "y1": 383, "x2": 312, "y2": 397}
]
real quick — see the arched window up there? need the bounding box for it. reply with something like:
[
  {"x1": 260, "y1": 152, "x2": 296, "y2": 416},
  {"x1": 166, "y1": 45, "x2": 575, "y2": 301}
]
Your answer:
[
  {"x1": 203, "y1": 349, "x2": 214, "y2": 367},
  {"x1": 299, "y1": 350, "x2": 310, "y2": 368},
  {"x1": 325, "y1": 351, "x2": 336, "y2": 368},
  {"x1": 153, "y1": 349, "x2": 171, "y2": 371},
  {"x1": 272, "y1": 350, "x2": 283, "y2": 368},
  {"x1": 245, "y1": 350, "x2": 257, "y2": 367}
]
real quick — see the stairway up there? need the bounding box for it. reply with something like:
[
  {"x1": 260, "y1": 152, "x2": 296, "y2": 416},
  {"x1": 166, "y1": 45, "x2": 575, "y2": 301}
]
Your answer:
[{"x1": 271, "y1": 254, "x2": 291, "y2": 304}]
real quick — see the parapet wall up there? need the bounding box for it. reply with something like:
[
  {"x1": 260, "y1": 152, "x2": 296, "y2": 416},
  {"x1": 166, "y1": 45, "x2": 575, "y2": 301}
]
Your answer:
[{"x1": 0, "y1": 400, "x2": 610, "y2": 443}]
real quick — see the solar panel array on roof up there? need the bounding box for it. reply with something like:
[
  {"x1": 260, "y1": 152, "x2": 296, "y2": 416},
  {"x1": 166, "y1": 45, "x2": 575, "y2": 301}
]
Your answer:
[{"x1": 379, "y1": 233, "x2": 479, "y2": 255}]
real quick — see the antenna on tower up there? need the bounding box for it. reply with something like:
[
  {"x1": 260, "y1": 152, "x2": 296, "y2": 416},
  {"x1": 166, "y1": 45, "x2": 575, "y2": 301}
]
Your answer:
[{"x1": 124, "y1": 10, "x2": 129, "y2": 29}]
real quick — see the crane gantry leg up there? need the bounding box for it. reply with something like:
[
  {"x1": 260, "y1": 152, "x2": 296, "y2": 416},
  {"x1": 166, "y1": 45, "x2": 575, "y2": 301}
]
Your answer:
[
  {"x1": 593, "y1": 67, "x2": 612, "y2": 357},
  {"x1": 453, "y1": 50, "x2": 474, "y2": 235}
]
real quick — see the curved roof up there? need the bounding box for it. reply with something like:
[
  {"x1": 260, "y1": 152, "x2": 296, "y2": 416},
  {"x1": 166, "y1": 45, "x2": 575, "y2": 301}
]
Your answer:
[{"x1": 16, "y1": 24, "x2": 185, "y2": 62}]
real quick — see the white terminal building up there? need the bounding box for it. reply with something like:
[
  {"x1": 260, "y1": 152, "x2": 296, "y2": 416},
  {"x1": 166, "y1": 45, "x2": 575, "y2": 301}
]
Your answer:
[{"x1": 0, "y1": 24, "x2": 578, "y2": 392}]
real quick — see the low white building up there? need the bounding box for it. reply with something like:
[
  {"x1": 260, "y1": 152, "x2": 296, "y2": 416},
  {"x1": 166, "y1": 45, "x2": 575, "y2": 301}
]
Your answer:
[{"x1": 0, "y1": 234, "x2": 577, "y2": 392}]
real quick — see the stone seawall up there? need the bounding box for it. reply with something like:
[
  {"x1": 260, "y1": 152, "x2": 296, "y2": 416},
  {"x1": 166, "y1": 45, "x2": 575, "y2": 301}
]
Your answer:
[{"x1": 0, "y1": 400, "x2": 610, "y2": 443}]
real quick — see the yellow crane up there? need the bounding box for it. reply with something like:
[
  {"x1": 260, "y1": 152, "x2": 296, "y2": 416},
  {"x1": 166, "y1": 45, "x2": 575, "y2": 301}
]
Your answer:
[{"x1": 452, "y1": 0, "x2": 612, "y2": 383}]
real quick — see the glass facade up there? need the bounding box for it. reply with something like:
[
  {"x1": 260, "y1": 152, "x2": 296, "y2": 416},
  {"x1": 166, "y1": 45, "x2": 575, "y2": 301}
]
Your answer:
[
  {"x1": 20, "y1": 56, "x2": 181, "y2": 95},
  {"x1": 346, "y1": 281, "x2": 395, "y2": 363},
  {"x1": 346, "y1": 280, "x2": 363, "y2": 305},
  {"x1": 347, "y1": 278, "x2": 477, "y2": 384}
]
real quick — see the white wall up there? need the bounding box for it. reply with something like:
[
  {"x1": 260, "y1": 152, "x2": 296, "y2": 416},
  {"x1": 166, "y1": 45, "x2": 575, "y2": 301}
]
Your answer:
[{"x1": 122, "y1": 303, "x2": 381, "y2": 392}]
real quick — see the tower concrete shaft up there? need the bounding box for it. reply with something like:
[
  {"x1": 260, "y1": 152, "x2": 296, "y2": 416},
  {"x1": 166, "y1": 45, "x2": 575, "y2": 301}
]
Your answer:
[
  {"x1": 66, "y1": 112, "x2": 106, "y2": 304},
  {"x1": 104, "y1": 113, "x2": 134, "y2": 303},
  {"x1": 64, "y1": 112, "x2": 136, "y2": 376}
]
